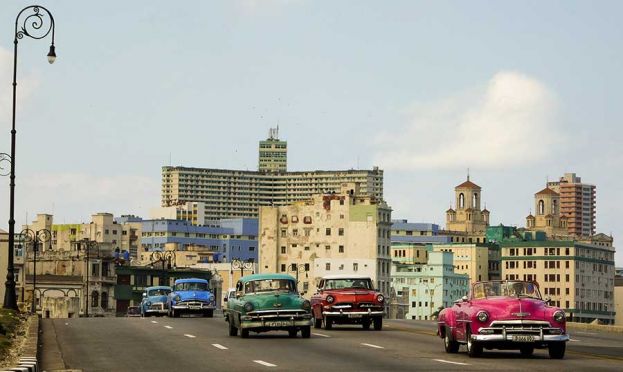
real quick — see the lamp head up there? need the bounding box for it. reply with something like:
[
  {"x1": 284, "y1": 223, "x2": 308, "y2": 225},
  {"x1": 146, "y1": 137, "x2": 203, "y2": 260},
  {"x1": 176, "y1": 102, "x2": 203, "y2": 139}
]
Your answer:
[{"x1": 47, "y1": 45, "x2": 56, "y2": 64}]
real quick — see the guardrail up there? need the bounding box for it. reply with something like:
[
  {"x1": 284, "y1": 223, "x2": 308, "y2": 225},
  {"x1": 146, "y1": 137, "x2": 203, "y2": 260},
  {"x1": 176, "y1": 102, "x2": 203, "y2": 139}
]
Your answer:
[{"x1": 567, "y1": 321, "x2": 623, "y2": 333}]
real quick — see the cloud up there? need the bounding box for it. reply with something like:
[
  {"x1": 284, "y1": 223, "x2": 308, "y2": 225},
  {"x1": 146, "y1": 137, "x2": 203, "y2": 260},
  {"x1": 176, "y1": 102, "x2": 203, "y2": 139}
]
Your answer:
[
  {"x1": 2, "y1": 173, "x2": 159, "y2": 225},
  {"x1": 374, "y1": 71, "x2": 562, "y2": 170}
]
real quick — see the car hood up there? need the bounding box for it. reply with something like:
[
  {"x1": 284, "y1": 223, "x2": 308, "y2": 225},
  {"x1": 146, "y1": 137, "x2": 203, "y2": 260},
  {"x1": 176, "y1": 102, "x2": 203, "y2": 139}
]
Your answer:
[
  {"x1": 323, "y1": 289, "x2": 378, "y2": 303},
  {"x1": 244, "y1": 292, "x2": 304, "y2": 310},
  {"x1": 174, "y1": 290, "x2": 213, "y2": 302},
  {"x1": 472, "y1": 297, "x2": 548, "y2": 322}
]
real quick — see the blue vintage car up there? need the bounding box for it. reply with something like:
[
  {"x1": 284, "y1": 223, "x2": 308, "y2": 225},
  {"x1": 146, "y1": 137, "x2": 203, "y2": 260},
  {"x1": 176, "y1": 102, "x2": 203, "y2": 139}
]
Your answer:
[
  {"x1": 140, "y1": 286, "x2": 172, "y2": 317},
  {"x1": 167, "y1": 278, "x2": 215, "y2": 318}
]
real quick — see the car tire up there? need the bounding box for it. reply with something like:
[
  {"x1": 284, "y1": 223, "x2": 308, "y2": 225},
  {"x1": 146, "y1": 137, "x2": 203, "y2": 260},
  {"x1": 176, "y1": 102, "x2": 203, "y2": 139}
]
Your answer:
[
  {"x1": 314, "y1": 317, "x2": 322, "y2": 329},
  {"x1": 288, "y1": 329, "x2": 298, "y2": 338},
  {"x1": 466, "y1": 329, "x2": 483, "y2": 357},
  {"x1": 172, "y1": 309, "x2": 180, "y2": 318},
  {"x1": 373, "y1": 317, "x2": 382, "y2": 331},
  {"x1": 520, "y1": 345, "x2": 534, "y2": 357},
  {"x1": 228, "y1": 316, "x2": 238, "y2": 336},
  {"x1": 548, "y1": 342, "x2": 566, "y2": 359},
  {"x1": 241, "y1": 328, "x2": 250, "y2": 338},
  {"x1": 362, "y1": 319, "x2": 371, "y2": 330},
  {"x1": 203, "y1": 310, "x2": 214, "y2": 318},
  {"x1": 323, "y1": 316, "x2": 332, "y2": 330},
  {"x1": 443, "y1": 327, "x2": 460, "y2": 353},
  {"x1": 301, "y1": 326, "x2": 311, "y2": 339}
]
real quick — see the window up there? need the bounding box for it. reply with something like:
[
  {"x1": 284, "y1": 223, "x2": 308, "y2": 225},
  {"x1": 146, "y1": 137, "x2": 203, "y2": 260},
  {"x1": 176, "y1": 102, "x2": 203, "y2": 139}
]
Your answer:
[
  {"x1": 326, "y1": 228, "x2": 331, "y2": 236},
  {"x1": 91, "y1": 291, "x2": 99, "y2": 307},
  {"x1": 292, "y1": 229, "x2": 298, "y2": 236},
  {"x1": 325, "y1": 263, "x2": 331, "y2": 271},
  {"x1": 339, "y1": 245, "x2": 344, "y2": 253},
  {"x1": 280, "y1": 246, "x2": 286, "y2": 254},
  {"x1": 280, "y1": 229, "x2": 287, "y2": 237},
  {"x1": 338, "y1": 228, "x2": 344, "y2": 236},
  {"x1": 353, "y1": 263, "x2": 358, "y2": 271},
  {"x1": 325, "y1": 245, "x2": 331, "y2": 250},
  {"x1": 101, "y1": 292, "x2": 108, "y2": 309},
  {"x1": 280, "y1": 264, "x2": 286, "y2": 272}
]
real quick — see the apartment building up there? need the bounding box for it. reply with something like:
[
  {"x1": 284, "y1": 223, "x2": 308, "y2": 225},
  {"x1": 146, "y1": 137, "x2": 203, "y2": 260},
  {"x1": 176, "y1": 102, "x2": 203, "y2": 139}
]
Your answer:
[
  {"x1": 258, "y1": 183, "x2": 392, "y2": 297},
  {"x1": 391, "y1": 251, "x2": 469, "y2": 320},
  {"x1": 431, "y1": 243, "x2": 489, "y2": 283},
  {"x1": 259, "y1": 127, "x2": 287, "y2": 172},
  {"x1": 547, "y1": 173, "x2": 596, "y2": 237},
  {"x1": 499, "y1": 233, "x2": 615, "y2": 324},
  {"x1": 150, "y1": 202, "x2": 206, "y2": 226}
]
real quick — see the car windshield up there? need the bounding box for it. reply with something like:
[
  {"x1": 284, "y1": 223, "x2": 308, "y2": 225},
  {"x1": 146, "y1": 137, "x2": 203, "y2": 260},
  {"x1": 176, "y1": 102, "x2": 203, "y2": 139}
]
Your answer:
[
  {"x1": 175, "y1": 282, "x2": 208, "y2": 291},
  {"x1": 148, "y1": 288, "x2": 171, "y2": 296},
  {"x1": 472, "y1": 281, "x2": 541, "y2": 299},
  {"x1": 244, "y1": 279, "x2": 296, "y2": 294},
  {"x1": 324, "y1": 278, "x2": 372, "y2": 290}
]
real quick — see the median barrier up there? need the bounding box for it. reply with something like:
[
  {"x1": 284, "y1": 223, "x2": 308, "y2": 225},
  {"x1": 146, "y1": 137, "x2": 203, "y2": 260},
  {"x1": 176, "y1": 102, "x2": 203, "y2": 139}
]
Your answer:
[{"x1": 567, "y1": 321, "x2": 623, "y2": 334}]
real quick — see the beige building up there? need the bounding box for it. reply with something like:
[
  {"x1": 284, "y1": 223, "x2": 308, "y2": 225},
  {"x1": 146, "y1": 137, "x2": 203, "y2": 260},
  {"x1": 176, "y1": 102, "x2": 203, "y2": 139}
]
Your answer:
[
  {"x1": 499, "y1": 234, "x2": 615, "y2": 324},
  {"x1": 615, "y1": 271, "x2": 623, "y2": 325},
  {"x1": 445, "y1": 177, "x2": 490, "y2": 243},
  {"x1": 150, "y1": 202, "x2": 206, "y2": 226},
  {"x1": 431, "y1": 243, "x2": 489, "y2": 283},
  {"x1": 259, "y1": 127, "x2": 287, "y2": 172},
  {"x1": 526, "y1": 186, "x2": 569, "y2": 238},
  {"x1": 391, "y1": 243, "x2": 429, "y2": 265},
  {"x1": 547, "y1": 173, "x2": 596, "y2": 237},
  {"x1": 258, "y1": 183, "x2": 392, "y2": 297}
]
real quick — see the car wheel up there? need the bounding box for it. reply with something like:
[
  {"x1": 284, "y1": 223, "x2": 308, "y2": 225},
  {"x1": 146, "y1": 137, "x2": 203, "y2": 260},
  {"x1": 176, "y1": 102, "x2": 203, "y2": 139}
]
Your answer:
[
  {"x1": 228, "y1": 316, "x2": 238, "y2": 336},
  {"x1": 240, "y1": 328, "x2": 250, "y2": 338},
  {"x1": 520, "y1": 345, "x2": 534, "y2": 357},
  {"x1": 314, "y1": 317, "x2": 322, "y2": 329},
  {"x1": 373, "y1": 317, "x2": 382, "y2": 331},
  {"x1": 323, "y1": 316, "x2": 332, "y2": 330},
  {"x1": 301, "y1": 326, "x2": 311, "y2": 338},
  {"x1": 443, "y1": 327, "x2": 460, "y2": 353},
  {"x1": 548, "y1": 342, "x2": 566, "y2": 359},
  {"x1": 203, "y1": 310, "x2": 214, "y2": 318},
  {"x1": 362, "y1": 319, "x2": 371, "y2": 330},
  {"x1": 172, "y1": 309, "x2": 180, "y2": 318},
  {"x1": 466, "y1": 329, "x2": 482, "y2": 357},
  {"x1": 288, "y1": 329, "x2": 298, "y2": 338}
]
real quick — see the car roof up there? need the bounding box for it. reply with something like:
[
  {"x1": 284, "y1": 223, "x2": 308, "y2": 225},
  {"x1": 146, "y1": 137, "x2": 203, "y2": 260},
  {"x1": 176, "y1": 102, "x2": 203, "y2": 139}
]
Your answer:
[
  {"x1": 321, "y1": 274, "x2": 372, "y2": 280},
  {"x1": 238, "y1": 273, "x2": 295, "y2": 283},
  {"x1": 174, "y1": 278, "x2": 209, "y2": 284},
  {"x1": 145, "y1": 286, "x2": 172, "y2": 290}
]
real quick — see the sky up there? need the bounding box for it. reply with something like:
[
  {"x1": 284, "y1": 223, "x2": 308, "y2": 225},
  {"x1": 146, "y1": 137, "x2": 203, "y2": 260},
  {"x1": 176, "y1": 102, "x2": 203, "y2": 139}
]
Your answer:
[{"x1": 1, "y1": 1, "x2": 622, "y2": 265}]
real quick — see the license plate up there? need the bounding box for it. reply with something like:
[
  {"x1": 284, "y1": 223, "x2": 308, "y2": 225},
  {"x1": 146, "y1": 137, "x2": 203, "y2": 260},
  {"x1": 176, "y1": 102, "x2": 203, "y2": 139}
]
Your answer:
[
  {"x1": 267, "y1": 321, "x2": 288, "y2": 327},
  {"x1": 512, "y1": 335, "x2": 534, "y2": 342},
  {"x1": 349, "y1": 314, "x2": 362, "y2": 318}
]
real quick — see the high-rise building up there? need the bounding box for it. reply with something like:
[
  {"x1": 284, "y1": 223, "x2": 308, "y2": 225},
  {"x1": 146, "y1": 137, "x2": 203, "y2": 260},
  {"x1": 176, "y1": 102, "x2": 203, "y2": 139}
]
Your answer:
[
  {"x1": 258, "y1": 183, "x2": 392, "y2": 298},
  {"x1": 547, "y1": 173, "x2": 596, "y2": 237},
  {"x1": 258, "y1": 127, "x2": 287, "y2": 172}
]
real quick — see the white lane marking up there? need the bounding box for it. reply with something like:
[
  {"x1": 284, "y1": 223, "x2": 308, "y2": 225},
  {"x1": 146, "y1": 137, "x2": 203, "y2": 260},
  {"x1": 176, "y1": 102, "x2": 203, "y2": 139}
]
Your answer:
[
  {"x1": 361, "y1": 343, "x2": 384, "y2": 349},
  {"x1": 164, "y1": 325, "x2": 173, "y2": 329},
  {"x1": 64, "y1": 323, "x2": 68, "y2": 326},
  {"x1": 570, "y1": 338, "x2": 580, "y2": 342},
  {"x1": 212, "y1": 343, "x2": 228, "y2": 350},
  {"x1": 253, "y1": 360, "x2": 277, "y2": 367},
  {"x1": 184, "y1": 334, "x2": 196, "y2": 338},
  {"x1": 151, "y1": 320, "x2": 158, "y2": 324},
  {"x1": 434, "y1": 359, "x2": 470, "y2": 366},
  {"x1": 576, "y1": 331, "x2": 596, "y2": 335},
  {"x1": 312, "y1": 333, "x2": 330, "y2": 338}
]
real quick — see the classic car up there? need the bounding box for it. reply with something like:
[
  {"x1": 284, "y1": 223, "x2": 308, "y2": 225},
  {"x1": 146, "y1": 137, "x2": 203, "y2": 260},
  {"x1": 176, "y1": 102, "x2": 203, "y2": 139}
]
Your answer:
[
  {"x1": 437, "y1": 280, "x2": 569, "y2": 359},
  {"x1": 167, "y1": 278, "x2": 215, "y2": 318},
  {"x1": 310, "y1": 275, "x2": 385, "y2": 330},
  {"x1": 140, "y1": 286, "x2": 172, "y2": 317},
  {"x1": 223, "y1": 288, "x2": 236, "y2": 322},
  {"x1": 226, "y1": 273, "x2": 313, "y2": 338}
]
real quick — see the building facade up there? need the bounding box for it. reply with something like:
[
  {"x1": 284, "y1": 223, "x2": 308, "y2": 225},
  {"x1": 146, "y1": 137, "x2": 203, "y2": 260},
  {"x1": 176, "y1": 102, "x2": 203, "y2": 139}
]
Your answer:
[
  {"x1": 547, "y1": 173, "x2": 596, "y2": 237},
  {"x1": 444, "y1": 177, "x2": 490, "y2": 243},
  {"x1": 526, "y1": 186, "x2": 569, "y2": 238},
  {"x1": 258, "y1": 183, "x2": 392, "y2": 297},
  {"x1": 150, "y1": 202, "x2": 206, "y2": 226},
  {"x1": 431, "y1": 243, "x2": 490, "y2": 283},
  {"x1": 258, "y1": 127, "x2": 287, "y2": 172}
]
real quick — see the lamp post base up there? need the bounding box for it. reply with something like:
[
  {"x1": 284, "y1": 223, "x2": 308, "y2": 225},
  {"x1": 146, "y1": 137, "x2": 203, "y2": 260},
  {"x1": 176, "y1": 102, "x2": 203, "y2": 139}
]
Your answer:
[{"x1": 3, "y1": 279, "x2": 18, "y2": 310}]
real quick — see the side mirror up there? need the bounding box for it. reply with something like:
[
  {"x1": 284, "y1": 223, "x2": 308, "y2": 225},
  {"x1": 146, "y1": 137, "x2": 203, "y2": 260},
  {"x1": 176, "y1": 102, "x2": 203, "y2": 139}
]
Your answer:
[
  {"x1": 545, "y1": 296, "x2": 552, "y2": 305},
  {"x1": 461, "y1": 296, "x2": 468, "y2": 302}
]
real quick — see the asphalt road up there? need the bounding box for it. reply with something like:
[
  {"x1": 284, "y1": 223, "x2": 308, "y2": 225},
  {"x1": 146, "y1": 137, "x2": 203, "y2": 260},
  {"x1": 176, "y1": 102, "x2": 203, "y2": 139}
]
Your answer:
[{"x1": 41, "y1": 316, "x2": 623, "y2": 371}]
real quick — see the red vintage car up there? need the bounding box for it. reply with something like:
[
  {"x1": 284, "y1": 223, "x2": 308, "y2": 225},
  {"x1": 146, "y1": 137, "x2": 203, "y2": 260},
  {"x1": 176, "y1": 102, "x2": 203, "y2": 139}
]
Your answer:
[
  {"x1": 310, "y1": 275, "x2": 385, "y2": 330},
  {"x1": 437, "y1": 280, "x2": 569, "y2": 358}
]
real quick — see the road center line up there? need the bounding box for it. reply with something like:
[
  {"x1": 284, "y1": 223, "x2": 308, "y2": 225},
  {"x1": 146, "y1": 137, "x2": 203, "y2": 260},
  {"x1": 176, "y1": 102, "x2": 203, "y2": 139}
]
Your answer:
[
  {"x1": 151, "y1": 321, "x2": 158, "y2": 324},
  {"x1": 433, "y1": 359, "x2": 470, "y2": 366},
  {"x1": 312, "y1": 333, "x2": 330, "y2": 338},
  {"x1": 361, "y1": 343, "x2": 384, "y2": 349},
  {"x1": 253, "y1": 360, "x2": 277, "y2": 367},
  {"x1": 184, "y1": 334, "x2": 196, "y2": 338},
  {"x1": 570, "y1": 338, "x2": 580, "y2": 342},
  {"x1": 212, "y1": 344, "x2": 228, "y2": 350},
  {"x1": 164, "y1": 325, "x2": 173, "y2": 329}
]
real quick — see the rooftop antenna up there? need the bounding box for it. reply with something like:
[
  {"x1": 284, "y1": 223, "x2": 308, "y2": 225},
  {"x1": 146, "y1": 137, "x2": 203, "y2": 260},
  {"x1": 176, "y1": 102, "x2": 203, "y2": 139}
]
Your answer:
[{"x1": 467, "y1": 168, "x2": 470, "y2": 181}]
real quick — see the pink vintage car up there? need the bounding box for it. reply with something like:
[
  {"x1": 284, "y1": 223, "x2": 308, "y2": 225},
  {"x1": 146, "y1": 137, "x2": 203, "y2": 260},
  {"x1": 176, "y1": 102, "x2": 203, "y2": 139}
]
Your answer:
[{"x1": 437, "y1": 280, "x2": 569, "y2": 359}]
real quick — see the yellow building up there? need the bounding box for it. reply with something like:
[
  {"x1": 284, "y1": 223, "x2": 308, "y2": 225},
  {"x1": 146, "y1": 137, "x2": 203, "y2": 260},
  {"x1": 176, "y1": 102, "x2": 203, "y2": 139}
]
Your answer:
[
  {"x1": 431, "y1": 243, "x2": 489, "y2": 283},
  {"x1": 499, "y1": 234, "x2": 615, "y2": 324},
  {"x1": 259, "y1": 183, "x2": 392, "y2": 297},
  {"x1": 444, "y1": 176, "x2": 490, "y2": 243},
  {"x1": 391, "y1": 243, "x2": 428, "y2": 265},
  {"x1": 525, "y1": 186, "x2": 569, "y2": 238}
]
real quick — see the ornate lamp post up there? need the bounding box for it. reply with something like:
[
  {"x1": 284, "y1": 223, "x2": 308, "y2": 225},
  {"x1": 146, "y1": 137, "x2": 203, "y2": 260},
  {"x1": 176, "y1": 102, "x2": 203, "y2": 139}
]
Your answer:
[
  {"x1": 4, "y1": 5, "x2": 56, "y2": 311},
  {"x1": 78, "y1": 239, "x2": 98, "y2": 317},
  {"x1": 19, "y1": 228, "x2": 51, "y2": 313},
  {"x1": 288, "y1": 263, "x2": 308, "y2": 293},
  {"x1": 150, "y1": 251, "x2": 176, "y2": 286},
  {"x1": 231, "y1": 258, "x2": 254, "y2": 278}
]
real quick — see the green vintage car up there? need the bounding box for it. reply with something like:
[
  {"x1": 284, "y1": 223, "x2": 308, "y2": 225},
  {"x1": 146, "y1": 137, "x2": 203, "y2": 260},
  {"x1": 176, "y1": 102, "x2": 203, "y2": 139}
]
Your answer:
[{"x1": 226, "y1": 273, "x2": 313, "y2": 338}]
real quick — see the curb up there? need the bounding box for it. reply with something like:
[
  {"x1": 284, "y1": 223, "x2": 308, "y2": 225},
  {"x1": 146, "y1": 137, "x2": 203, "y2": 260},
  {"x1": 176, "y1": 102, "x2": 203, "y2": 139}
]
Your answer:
[
  {"x1": 567, "y1": 322, "x2": 623, "y2": 334},
  {"x1": 1, "y1": 316, "x2": 39, "y2": 372}
]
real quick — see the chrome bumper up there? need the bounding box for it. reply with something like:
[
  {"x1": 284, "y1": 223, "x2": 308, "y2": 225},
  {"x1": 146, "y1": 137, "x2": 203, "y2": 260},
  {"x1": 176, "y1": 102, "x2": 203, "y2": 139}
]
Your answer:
[
  {"x1": 173, "y1": 303, "x2": 215, "y2": 310},
  {"x1": 240, "y1": 317, "x2": 313, "y2": 329},
  {"x1": 323, "y1": 310, "x2": 384, "y2": 316},
  {"x1": 472, "y1": 334, "x2": 570, "y2": 342}
]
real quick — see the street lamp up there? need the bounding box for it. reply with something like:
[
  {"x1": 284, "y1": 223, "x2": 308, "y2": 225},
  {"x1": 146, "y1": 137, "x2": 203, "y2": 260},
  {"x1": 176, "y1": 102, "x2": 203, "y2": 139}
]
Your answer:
[
  {"x1": 4, "y1": 5, "x2": 56, "y2": 311},
  {"x1": 78, "y1": 239, "x2": 98, "y2": 317},
  {"x1": 19, "y1": 228, "x2": 51, "y2": 314},
  {"x1": 231, "y1": 258, "x2": 254, "y2": 278},
  {"x1": 288, "y1": 263, "x2": 308, "y2": 293},
  {"x1": 150, "y1": 251, "x2": 176, "y2": 286}
]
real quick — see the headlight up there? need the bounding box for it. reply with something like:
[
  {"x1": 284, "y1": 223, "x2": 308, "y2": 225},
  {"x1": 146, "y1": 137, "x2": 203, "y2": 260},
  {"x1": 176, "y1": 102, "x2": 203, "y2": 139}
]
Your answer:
[
  {"x1": 302, "y1": 300, "x2": 311, "y2": 310},
  {"x1": 553, "y1": 310, "x2": 565, "y2": 323},
  {"x1": 146, "y1": 301, "x2": 152, "y2": 306},
  {"x1": 326, "y1": 295, "x2": 335, "y2": 304},
  {"x1": 376, "y1": 294, "x2": 385, "y2": 303},
  {"x1": 244, "y1": 302, "x2": 254, "y2": 312},
  {"x1": 477, "y1": 310, "x2": 489, "y2": 322},
  {"x1": 209, "y1": 295, "x2": 215, "y2": 302},
  {"x1": 174, "y1": 295, "x2": 181, "y2": 302}
]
